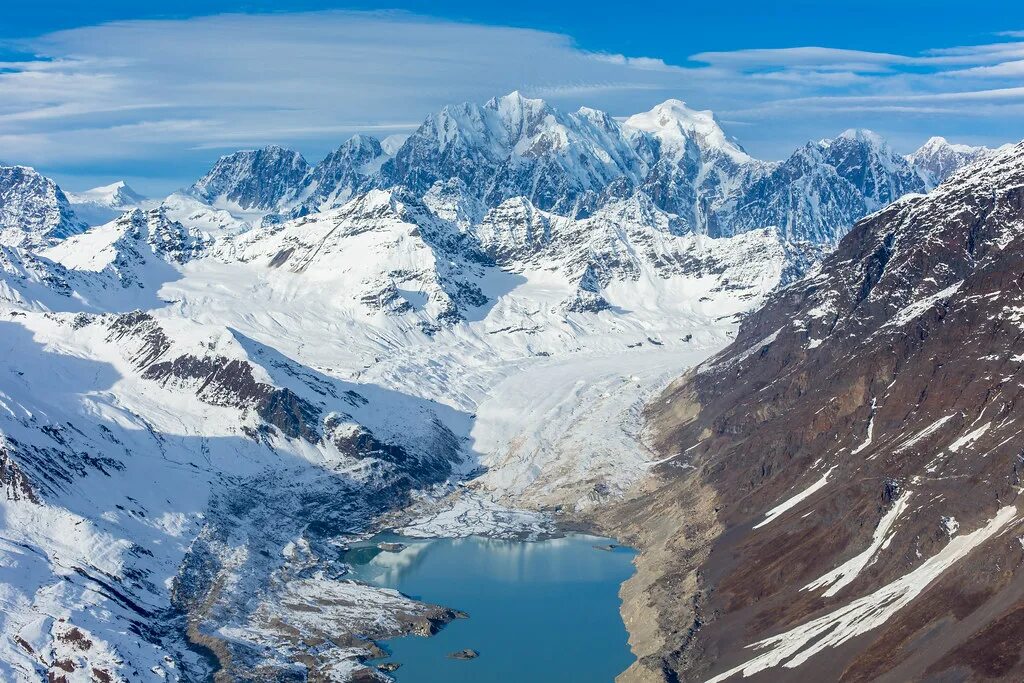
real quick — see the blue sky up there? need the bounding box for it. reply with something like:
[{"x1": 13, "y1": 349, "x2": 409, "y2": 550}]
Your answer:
[{"x1": 2, "y1": 1, "x2": 1023, "y2": 195}]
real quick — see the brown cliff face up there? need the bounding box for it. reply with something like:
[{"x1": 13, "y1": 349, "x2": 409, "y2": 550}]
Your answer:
[{"x1": 617, "y1": 142, "x2": 1024, "y2": 682}]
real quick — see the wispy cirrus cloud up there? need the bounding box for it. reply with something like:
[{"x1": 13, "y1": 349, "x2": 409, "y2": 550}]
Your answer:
[{"x1": 0, "y1": 10, "x2": 1021, "y2": 193}]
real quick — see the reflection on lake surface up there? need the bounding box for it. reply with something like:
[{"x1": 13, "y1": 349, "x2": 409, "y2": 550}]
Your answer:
[{"x1": 347, "y1": 533, "x2": 637, "y2": 682}]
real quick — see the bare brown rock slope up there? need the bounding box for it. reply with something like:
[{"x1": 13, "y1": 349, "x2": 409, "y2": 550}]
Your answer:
[{"x1": 610, "y1": 141, "x2": 1024, "y2": 682}]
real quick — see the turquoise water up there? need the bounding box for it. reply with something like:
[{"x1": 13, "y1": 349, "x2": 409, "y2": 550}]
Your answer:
[{"x1": 346, "y1": 534, "x2": 637, "y2": 682}]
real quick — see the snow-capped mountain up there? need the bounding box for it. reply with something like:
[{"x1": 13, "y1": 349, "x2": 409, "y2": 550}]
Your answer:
[
  {"x1": 719, "y1": 129, "x2": 927, "y2": 243},
  {"x1": 821, "y1": 129, "x2": 924, "y2": 209},
  {"x1": 906, "y1": 135, "x2": 999, "y2": 187},
  {"x1": 624, "y1": 99, "x2": 765, "y2": 234},
  {"x1": 0, "y1": 166, "x2": 87, "y2": 250},
  {"x1": 66, "y1": 181, "x2": 146, "y2": 226},
  {"x1": 188, "y1": 144, "x2": 311, "y2": 213},
  {"x1": 294, "y1": 134, "x2": 388, "y2": 215},
  {"x1": 378, "y1": 91, "x2": 656, "y2": 217},
  {"x1": 43, "y1": 207, "x2": 209, "y2": 306}
]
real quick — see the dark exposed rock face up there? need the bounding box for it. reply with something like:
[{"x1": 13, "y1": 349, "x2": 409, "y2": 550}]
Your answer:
[
  {"x1": 144, "y1": 354, "x2": 322, "y2": 441},
  {"x1": 0, "y1": 445, "x2": 39, "y2": 503},
  {"x1": 613, "y1": 141, "x2": 1024, "y2": 682}
]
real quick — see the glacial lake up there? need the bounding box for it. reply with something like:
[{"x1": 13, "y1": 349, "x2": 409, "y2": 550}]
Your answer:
[{"x1": 346, "y1": 533, "x2": 637, "y2": 682}]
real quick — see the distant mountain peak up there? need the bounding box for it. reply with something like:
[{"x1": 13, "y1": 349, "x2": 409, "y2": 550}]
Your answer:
[
  {"x1": 68, "y1": 180, "x2": 145, "y2": 208},
  {"x1": 919, "y1": 135, "x2": 952, "y2": 150},
  {"x1": 834, "y1": 128, "x2": 886, "y2": 146},
  {"x1": 624, "y1": 99, "x2": 750, "y2": 163},
  {"x1": 914, "y1": 135, "x2": 988, "y2": 154},
  {"x1": 147, "y1": 92, "x2": 1008, "y2": 246},
  {"x1": 485, "y1": 89, "x2": 546, "y2": 111},
  {"x1": 190, "y1": 145, "x2": 310, "y2": 211},
  {"x1": 907, "y1": 135, "x2": 996, "y2": 188},
  {"x1": 343, "y1": 133, "x2": 381, "y2": 151}
]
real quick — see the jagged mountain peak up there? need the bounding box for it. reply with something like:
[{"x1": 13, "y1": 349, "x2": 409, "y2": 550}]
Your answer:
[
  {"x1": 915, "y1": 135, "x2": 970, "y2": 154},
  {"x1": 341, "y1": 133, "x2": 383, "y2": 154},
  {"x1": 205, "y1": 143, "x2": 304, "y2": 165},
  {"x1": 911, "y1": 135, "x2": 998, "y2": 158},
  {"x1": 99, "y1": 180, "x2": 140, "y2": 200},
  {"x1": 484, "y1": 90, "x2": 565, "y2": 154},
  {"x1": 717, "y1": 131, "x2": 925, "y2": 245},
  {"x1": 45, "y1": 204, "x2": 206, "y2": 277},
  {"x1": 931, "y1": 138, "x2": 1023, "y2": 196},
  {"x1": 906, "y1": 135, "x2": 996, "y2": 188},
  {"x1": 818, "y1": 128, "x2": 924, "y2": 211},
  {"x1": 484, "y1": 90, "x2": 549, "y2": 116},
  {"x1": 69, "y1": 180, "x2": 145, "y2": 207},
  {"x1": 0, "y1": 164, "x2": 87, "y2": 249},
  {"x1": 66, "y1": 180, "x2": 147, "y2": 226},
  {"x1": 379, "y1": 94, "x2": 653, "y2": 215},
  {"x1": 629, "y1": 98, "x2": 717, "y2": 134},
  {"x1": 159, "y1": 93, "x2": 1008, "y2": 246},
  {"x1": 189, "y1": 145, "x2": 311, "y2": 211}
]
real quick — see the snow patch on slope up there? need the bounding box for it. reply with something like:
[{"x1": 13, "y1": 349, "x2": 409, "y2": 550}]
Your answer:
[{"x1": 707, "y1": 506, "x2": 1019, "y2": 682}]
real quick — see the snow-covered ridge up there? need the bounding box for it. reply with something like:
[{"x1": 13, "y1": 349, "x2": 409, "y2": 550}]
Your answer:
[
  {"x1": 66, "y1": 180, "x2": 146, "y2": 227},
  {"x1": 624, "y1": 98, "x2": 751, "y2": 164},
  {"x1": 905, "y1": 136, "x2": 1000, "y2": 187}
]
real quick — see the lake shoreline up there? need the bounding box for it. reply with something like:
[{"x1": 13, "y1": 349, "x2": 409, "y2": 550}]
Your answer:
[{"x1": 344, "y1": 530, "x2": 639, "y2": 682}]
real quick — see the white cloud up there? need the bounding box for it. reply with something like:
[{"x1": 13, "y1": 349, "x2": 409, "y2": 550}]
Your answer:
[{"x1": 0, "y1": 10, "x2": 1021, "y2": 192}]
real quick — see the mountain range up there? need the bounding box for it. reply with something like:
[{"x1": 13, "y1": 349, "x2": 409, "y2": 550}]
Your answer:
[
  {"x1": 2, "y1": 93, "x2": 1002, "y2": 257},
  {"x1": 179, "y1": 93, "x2": 1001, "y2": 244},
  {"x1": 0, "y1": 91, "x2": 1019, "y2": 683}
]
